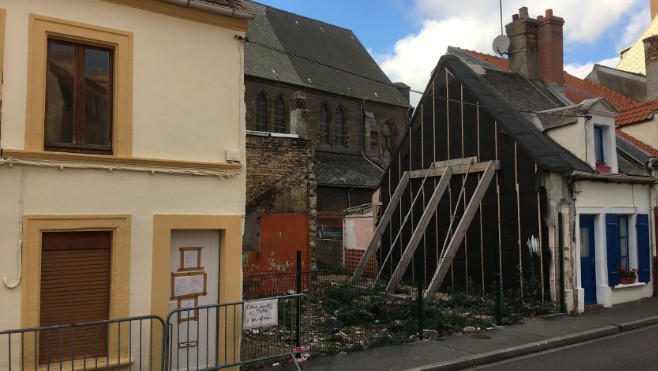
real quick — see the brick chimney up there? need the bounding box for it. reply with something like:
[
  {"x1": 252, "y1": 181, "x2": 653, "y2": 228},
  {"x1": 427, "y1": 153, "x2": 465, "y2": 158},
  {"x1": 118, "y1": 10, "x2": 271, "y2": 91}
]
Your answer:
[
  {"x1": 505, "y1": 7, "x2": 539, "y2": 80},
  {"x1": 537, "y1": 9, "x2": 565, "y2": 86},
  {"x1": 652, "y1": 0, "x2": 658, "y2": 20},
  {"x1": 644, "y1": 35, "x2": 658, "y2": 99}
]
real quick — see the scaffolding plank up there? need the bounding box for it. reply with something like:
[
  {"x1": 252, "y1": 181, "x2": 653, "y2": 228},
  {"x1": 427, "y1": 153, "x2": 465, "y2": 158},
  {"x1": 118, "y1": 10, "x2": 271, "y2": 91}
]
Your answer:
[
  {"x1": 408, "y1": 160, "x2": 499, "y2": 179},
  {"x1": 351, "y1": 172, "x2": 410, "y2": 282},
  {"x1": 424, "y1": 161, "x2": 496, "y2": 300},
  {"x1": 384, "y1": 167, "x2": 453, "y2": 293}
]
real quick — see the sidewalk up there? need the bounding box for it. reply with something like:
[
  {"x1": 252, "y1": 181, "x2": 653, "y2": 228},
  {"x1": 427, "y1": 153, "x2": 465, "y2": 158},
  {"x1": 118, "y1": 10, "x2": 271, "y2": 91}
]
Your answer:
[{"x1": 288, "y1": 297, "x2": 658, "y2": 371}]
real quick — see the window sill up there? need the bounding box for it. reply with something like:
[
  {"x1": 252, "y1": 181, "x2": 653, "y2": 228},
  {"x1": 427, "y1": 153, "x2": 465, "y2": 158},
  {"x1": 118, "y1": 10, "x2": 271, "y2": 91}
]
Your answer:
[{"x1": 613, "y1": 281, "x2": 646, "y2": 290}]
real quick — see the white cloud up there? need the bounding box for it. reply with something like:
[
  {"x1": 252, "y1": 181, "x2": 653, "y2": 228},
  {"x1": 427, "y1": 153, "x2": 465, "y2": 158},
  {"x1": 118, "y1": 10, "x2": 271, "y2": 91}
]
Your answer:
[
  {"x1": 564, "y1": 57, "x2": 620, "y2": 78},
  {"x1": 616, "y1": 6, "x2": 651, "y2": 50},
  {"x1": 379, "y1": 0, "x2": 645, "y2": 105}
]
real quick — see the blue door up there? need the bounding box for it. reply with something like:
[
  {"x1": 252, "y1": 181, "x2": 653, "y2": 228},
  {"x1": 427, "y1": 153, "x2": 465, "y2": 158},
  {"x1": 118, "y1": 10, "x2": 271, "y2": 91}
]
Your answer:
[{"x1": 580, "y1": 215, "x2": 597, "y2": 305}]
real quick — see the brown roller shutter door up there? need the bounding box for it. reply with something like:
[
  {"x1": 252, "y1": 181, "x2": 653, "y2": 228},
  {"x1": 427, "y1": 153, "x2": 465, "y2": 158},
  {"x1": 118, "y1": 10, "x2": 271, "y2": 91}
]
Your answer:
[{"x1": 39, "y1": 231, "x2": 112, "y2": 364}]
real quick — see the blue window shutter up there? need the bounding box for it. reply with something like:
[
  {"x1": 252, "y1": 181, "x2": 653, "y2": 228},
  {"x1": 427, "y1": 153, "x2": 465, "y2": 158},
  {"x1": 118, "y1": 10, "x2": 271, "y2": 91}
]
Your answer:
[
  {"x1": 636, "y1": 214, "x2": 650, "y2": 283},
  {"x1": 606, "y1": 214, "x2": 620, "y2": 286}
]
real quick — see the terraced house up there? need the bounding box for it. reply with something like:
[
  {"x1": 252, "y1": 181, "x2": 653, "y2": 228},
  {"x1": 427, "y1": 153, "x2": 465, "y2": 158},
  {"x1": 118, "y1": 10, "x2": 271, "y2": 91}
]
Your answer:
[{"x1": 0, "y1": 0, "x2": 250, "y2": 368}]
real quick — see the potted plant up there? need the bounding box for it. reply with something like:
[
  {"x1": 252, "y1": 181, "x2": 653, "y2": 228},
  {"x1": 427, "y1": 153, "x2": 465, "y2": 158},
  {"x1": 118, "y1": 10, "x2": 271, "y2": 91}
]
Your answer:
[
  {"x1": 618, "y1": 267, "x2": 638, "y2": 284},
  {"x1": 596, "y1": 161, "x2": 611, "y2": 174}
]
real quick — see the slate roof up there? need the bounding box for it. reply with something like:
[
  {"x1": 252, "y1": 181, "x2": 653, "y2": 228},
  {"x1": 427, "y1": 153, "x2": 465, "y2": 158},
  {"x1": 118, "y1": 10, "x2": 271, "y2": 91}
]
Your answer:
[
  {"x1": 315, "y1": 152, "x2": 384, "y2": 188},
  {"x1": 450, "y1": 47, "x2": 639, "y2": 112},
  {"x1": 617, "y1": 99, "x2": 658, "y2": 126},
  {"x1": 243, "y1": 1, "x2": 409, "y2": 108}
]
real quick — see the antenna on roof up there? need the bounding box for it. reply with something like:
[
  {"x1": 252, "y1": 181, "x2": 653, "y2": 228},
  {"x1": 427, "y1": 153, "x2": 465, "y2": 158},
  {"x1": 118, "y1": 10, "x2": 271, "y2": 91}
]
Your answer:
[
  {"x1": 492, "y1": 0, "x2": 509, "y2": 55},
  {"x1": 492, "y1": 34, "x2": 510, "y2": 55}
]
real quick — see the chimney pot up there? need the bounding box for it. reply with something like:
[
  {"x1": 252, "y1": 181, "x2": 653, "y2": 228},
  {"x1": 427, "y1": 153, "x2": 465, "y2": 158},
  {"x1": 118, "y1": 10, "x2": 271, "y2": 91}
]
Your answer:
[
  {"x1": 537, "y1": 15, "x2": 544, "y2": 22},
  {"x1": 512, "y1": 14, "x2": 519, "y2": 21},
  {"x1": 519, "y1": 7, "x2": 529, "y2": 18},
  {"x1": 545, "y1": 9, "x2": 553, "y2": 17}
]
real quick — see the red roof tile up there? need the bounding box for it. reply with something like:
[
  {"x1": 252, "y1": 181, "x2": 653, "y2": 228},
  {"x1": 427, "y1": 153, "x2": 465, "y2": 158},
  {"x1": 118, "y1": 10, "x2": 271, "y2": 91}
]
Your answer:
[
  {"x1": 617, "y1": 99, "x2": 658, "y2": 126},
  {"x1": 616, "y1": 130, "x2": 658, "y2": 157},
  {"x1": 455, "y1": 48, "x2": 639, "y2": 111},
  {"x1": 563, "y1": 72, "x2": 638, "y2": 111},
  {"x1": 457, "y1": 48, "x2": 510, "y2": 71}
]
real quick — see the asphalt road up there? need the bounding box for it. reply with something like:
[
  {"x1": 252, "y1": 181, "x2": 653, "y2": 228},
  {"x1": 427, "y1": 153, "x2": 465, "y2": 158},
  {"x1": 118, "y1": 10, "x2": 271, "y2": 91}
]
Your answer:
[{"x1": 475, "y1": 325, "x2": 658, "y2": 370}]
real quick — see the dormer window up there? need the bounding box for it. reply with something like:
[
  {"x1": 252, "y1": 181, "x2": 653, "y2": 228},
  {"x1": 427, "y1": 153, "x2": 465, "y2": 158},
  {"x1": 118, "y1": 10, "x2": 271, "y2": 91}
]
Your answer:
[{"x1": 590, "y1": 122, "x2": 616, "y2": 174}]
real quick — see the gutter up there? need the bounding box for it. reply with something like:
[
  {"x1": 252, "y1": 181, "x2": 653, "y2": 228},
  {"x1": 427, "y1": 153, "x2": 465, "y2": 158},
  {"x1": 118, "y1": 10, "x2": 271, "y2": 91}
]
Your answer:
[
  {"x1": 163, "y1": 0, "x2": 254, "y2": 19},
  {"x1": 569, "y1": 170, "x2": 655, "y2": 184}
]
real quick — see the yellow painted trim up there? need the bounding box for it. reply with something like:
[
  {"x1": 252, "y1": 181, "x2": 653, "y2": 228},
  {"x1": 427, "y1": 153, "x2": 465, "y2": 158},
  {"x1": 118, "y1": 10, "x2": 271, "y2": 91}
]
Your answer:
[
  {"x1": 0, "y1": 8, "x2": 6, "y2": 105},
  {"x1": 26, "y1": 14, "x2": 133, "y2": 156},
  {"x1": 151, "y1": 214, "x2": 243, "y2": 368},
  {"x1": 101, "y1": 0, "x2": 250, "y2": 31},
  {"x1": 21, "y1": 215, "x2": 131, "y2": 369},
  {"x1": 2, "y1": 149, "x2": 243, "y2": 172}
]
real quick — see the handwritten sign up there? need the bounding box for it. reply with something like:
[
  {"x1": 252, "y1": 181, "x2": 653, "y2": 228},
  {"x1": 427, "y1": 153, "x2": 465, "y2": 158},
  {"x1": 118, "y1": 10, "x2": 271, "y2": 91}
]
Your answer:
[{"x1": 243, "y1": 299, "x2": 278, "y2": 329}]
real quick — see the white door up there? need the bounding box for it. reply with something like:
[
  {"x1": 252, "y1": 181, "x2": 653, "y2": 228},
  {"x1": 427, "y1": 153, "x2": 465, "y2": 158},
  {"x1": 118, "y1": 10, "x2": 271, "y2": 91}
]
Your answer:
[{"x1": 168, "y1": 230, "x2": 220, "y2": 370}]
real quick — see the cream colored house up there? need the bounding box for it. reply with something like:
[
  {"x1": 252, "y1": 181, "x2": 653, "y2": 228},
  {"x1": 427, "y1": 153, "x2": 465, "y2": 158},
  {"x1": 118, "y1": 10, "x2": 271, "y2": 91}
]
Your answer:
[{"x1": 0, "y1": 0, "x2": 250, "y2": 368}]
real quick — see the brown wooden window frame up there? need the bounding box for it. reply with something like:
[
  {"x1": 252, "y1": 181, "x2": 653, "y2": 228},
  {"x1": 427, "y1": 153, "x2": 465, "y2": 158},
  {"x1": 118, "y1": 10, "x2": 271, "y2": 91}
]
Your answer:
[{"x1": 45, "y1": 38, "x2": 114, "y2": 155}]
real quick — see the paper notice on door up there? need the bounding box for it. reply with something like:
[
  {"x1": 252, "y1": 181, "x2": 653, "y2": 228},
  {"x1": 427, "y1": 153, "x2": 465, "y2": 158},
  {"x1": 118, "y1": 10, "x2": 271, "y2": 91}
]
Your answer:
[
  {"x1": 183, "y1": 250, "x2": 199, "y2": 269},
  {"x1": 171, "y1": 272, "x2": 207, "y2": 298}
]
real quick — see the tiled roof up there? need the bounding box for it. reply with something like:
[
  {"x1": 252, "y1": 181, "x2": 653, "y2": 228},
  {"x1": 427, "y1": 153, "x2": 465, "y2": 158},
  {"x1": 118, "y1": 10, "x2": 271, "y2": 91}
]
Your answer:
[
  {"x1": 453, "y1": 48, "x2": 510, "y2": 71},
  {"x1": 243, "y1": 1, "x2": 409, "y2": 107},
  {"x1": 315, "y1": 151, "x2": 384, "y2": 188},
  {"x1": 452, "y1": 47, "x2": 639, "y2": 112},
  {"x1": 617, "y1": 99, "x2": 658, "y2": 126},
  {"x1": 616, "y1": 130, "x2": 658, "y2": 157},
  {"x1": 563, "y1": 72, "x2": 638, "y2": 111},
  {"x1": 203, "y1": 0, "x2": 248, "y2": 11}
]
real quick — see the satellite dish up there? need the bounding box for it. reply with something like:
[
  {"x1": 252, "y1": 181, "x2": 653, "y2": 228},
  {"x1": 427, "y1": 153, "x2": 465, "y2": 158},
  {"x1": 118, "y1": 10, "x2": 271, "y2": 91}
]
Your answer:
[{"x1": 492, "y1": 34, "x2": 510, "y2": 55}]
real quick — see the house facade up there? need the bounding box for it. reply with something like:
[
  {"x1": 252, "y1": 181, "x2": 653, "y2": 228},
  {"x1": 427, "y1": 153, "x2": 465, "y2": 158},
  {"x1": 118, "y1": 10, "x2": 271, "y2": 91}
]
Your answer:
[
  {"x1": 362, "y1": 8, "x2": 654, "y2": 314},
  {"x1": 242, "y1": 0, "x2": 410, "y2": 271},
  {"x1": 0, "y1": 0, "x2": 250, "y2": 367}
]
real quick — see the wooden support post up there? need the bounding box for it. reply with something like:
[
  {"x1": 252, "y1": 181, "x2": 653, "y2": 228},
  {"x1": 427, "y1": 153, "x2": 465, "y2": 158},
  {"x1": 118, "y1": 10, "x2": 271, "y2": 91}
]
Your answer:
[
  {"x1": 351, "y1": 172, "x2": 410, "y2": 283},
  {"x1": 385, "y1": 167, "x2": 453, "y2": 294},
  {"x1": 424, "y1": 161, "x2": 496, "y2": 300}
]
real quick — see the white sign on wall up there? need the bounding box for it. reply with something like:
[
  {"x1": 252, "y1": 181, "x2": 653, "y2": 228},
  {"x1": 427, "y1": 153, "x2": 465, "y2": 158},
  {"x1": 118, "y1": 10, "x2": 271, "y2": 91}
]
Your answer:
[{"x1": 243, "y1": 299, "x2": 278, "y2": 329}]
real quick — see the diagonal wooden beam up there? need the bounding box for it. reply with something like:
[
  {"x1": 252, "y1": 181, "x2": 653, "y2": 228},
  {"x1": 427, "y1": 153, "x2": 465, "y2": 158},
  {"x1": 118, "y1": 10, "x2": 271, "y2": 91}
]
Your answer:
[
  {"x1": 351, "y1": 172, "x2": 410, "y2": 283},
  {"x1": 424, "y1": 161, "x2": 496, "y2": 300},
  {"x1": 384, "y1": 166, "x2": 453, "y2": 294}
]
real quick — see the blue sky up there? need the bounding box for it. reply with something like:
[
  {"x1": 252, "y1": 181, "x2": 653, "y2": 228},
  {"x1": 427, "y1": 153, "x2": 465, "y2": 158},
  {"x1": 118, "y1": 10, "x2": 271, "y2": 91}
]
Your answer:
[{"x1": 253, "y1": 0, "x2": 650, "y2": 101}]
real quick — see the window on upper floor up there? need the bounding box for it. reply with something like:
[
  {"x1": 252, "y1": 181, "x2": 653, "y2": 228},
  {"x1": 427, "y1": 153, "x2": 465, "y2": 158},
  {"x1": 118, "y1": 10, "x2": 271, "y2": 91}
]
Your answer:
[
  {"x1": 274, "y1": 95, "x2": 286, "y2": 133},
  {"x1": 605, "y1": 213, "x2": 651, "y2": 286},
  {"x1": 45, "y1": 40, "x2": 113, "y2": 154},
  {"x1": 27, "y1": 15, "x2": 133, "y2": 157},
  {"x1": 320, "y1": 103, "x2": 330, "y2": 144},
  {"x1": 594, "y1": 125, "x2": 605, "y2": 164},
  {"x1": 335, "y1": 106, "x2": 346, "y2": 145},
  {"x1": 256, "y1": 93, "x2": 268, "y2": 131}
]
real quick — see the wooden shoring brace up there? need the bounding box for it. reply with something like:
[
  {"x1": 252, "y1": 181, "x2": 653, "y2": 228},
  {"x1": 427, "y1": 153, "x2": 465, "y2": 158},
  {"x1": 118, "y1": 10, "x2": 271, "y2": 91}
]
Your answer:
[
  {"x1": 384, "y1": 166, "x2": 453, "y2": 294},
  {"x1": 424, "y1": 161, "x2": 497, "y2": 300},
  {"x1": 351, "y1": 172, "x2": 410, "y2": 283}
]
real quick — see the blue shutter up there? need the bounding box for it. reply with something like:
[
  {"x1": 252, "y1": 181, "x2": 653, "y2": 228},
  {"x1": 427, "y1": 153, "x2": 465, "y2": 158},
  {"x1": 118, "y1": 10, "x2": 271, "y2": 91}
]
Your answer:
[
  {"x1": 636, "y1": 214, "x2": 651, "y2": 283},
  {"x1": 606, "y1": 214, "x2": 620, "y2": 286}
]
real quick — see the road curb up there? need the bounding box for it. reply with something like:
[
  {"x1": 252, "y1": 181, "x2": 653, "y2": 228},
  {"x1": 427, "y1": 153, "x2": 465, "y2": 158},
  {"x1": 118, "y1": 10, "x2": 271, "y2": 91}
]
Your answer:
[
  {"x1": 405, "y1": 324, "x2": 628, "y2": 371},
  {"x1": 614, "y1": 315, "x2": 658, "y2": 332}
]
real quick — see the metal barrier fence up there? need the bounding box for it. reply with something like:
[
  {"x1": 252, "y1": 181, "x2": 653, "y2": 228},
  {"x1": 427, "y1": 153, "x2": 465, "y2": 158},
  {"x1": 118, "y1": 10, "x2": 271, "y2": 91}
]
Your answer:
[
  {"x1": 164, "y1": 293, "x2": 310, "y2": 370},
  {"x1": 0, "y1": 315, "x2": 164, "y2": 370}
]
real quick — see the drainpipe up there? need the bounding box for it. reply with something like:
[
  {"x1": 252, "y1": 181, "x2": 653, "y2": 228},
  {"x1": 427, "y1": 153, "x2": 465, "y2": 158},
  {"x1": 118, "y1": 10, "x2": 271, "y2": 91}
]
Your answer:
[{"x1": 163, "y1": 0, "x2": 254, "y2": 19}]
